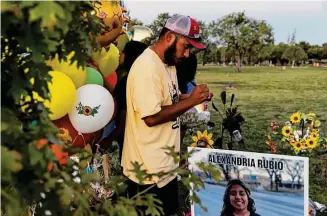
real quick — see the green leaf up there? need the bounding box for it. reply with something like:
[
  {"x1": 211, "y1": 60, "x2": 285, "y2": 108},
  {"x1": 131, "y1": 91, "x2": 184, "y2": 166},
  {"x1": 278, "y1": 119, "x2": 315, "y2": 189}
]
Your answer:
[
  {"x1": 29, "y1": 2, "x2": 65, "y2": 30},
  {"x1": 1, "y1": 146, "x2": 23, "y2": 179},
  {"x1": 1, "y1": 2, "x2": 15, "y2": 12},
  {"x1": 29, "y1": 145, "x2": 44, "y2": 166},
  {"x1": 43, "y1": 38, "x2": 60, "y2": 52},
  {"x1": 65, "y1": 135, "x2": 72, "y2": 142},
  {"x1": 20, "y1": 1, "x2": 38, "y2": 8}
]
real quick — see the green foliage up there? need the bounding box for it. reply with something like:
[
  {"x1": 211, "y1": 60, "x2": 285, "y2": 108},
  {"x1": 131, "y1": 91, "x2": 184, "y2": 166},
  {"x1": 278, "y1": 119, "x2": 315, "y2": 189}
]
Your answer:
[
  {"x1": 195, "y1": 65, "x2": 327, "y2": 205},
  {"x1": 2, "y1": 4, "x2": 216, "y2": 215},
  {"x1": 210, "y1": 11, "x2": 274, "y2": 71},
  {"x1": 282, "y1": 45, "x2": 308, "y2": 66}
]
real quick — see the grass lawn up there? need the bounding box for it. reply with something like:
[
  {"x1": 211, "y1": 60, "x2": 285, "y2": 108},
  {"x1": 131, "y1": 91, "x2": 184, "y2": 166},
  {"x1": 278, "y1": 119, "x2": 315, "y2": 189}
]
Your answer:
[{"x1": 183, "y1": 65, "x2": 327, "y2": 206}]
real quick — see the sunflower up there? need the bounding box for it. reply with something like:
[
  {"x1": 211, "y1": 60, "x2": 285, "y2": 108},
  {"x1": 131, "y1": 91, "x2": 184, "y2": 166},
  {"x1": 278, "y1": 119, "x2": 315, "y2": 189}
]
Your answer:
[
  {"x1": 191, "y1": 130, "x2": 214, "y2": 148},
  {"x1": 306, "y1": 138, "x2": 317, "y2": 149},
  {"x1": 59, "y1": 128, "x2": 69, "y2": 136},
  {"x1": 293, "y1": 142, "x2": 302, "y2": 152},
  {"x1": 57, "y1": 128, "x2": 72, "y2": 143},
  {"x1": 290, "y1": 112, "x2": 301, "y2": 124},
  {"x1": 282, "y1": 126, "x2": 293, "y2": 137},
  {"x1": 310, "y1": 131, "x2": 319, "y2": 140},
  {"x1": 82, "y1": 106, "x2": 92, "y2": 116},
  {"x1": 301, "y1": 141, "x2": 309, "y2": 150},
  {"x1": 288, "y1": 136, "x2": 297, "y2": 145}
]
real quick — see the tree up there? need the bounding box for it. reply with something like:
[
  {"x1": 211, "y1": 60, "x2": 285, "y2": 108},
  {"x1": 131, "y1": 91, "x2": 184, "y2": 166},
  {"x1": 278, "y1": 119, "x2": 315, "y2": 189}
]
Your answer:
[
  {"x1": 282, "y1": 45, "x2": 308, "y2": 67},
  {"x1": 295, "y1": 162, "x2": 304, "y2": 187},
  {"x1": 146, "y1": 12, "x2": 172, "y2": 45},
  {"x1": 263, "y1": 157, "x2": 283, "y2": 191},
  {"x1": 1, "y1": 2, "x2": 107, "y2": 215},
  {"x1": 307, "y1": 45, "x2": 323, "y2": 61},
  {"x1": 298, "y1": 41, "x2": 311, "y2": 53},
  {"x1": 210, "y1": 11, "x2": 274, "y2": 72},
  {"x1": 284, "y1": 161, "x2": 302, "y2": 189},
  {"x1": 271, "y1": 42, "x2": 289, "y2": 65},
  {"x1": 194, "y1": 20, "x2": 213, "y2": 66},
  {"x1": 321, "y1": 43, "x2": 327, "y2": 59},
  {"x1": 2, "y1": 3, "x2": 211, "y2": 215},
  {"x1": 256, "y1": 45, "x2": 274, "y2": 65},
  {"x1": 219, "y1": 46, "x2": 233, "y2": 65},
  {"x1": 127, "y1": 18, "x2": 144, "y2": 32}
]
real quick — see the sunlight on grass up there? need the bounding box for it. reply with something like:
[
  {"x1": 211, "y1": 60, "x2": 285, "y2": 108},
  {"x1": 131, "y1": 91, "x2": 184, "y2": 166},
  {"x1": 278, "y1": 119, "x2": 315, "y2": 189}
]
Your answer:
[{"x1": 187, "y1": 65, "x2": 327, "y2": 203}]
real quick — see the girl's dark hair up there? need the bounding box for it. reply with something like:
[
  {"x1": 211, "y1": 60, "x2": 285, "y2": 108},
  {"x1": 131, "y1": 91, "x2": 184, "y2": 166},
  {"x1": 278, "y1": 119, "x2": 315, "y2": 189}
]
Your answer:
[
  {"x1": 176, "y1": 53, "x2": 197, "y2": 94},
  {"x1": 123, "y1": 41, "x2": 147, "y2": 72},
  {"x1": 220, "y1": 179, "x2": 256, "y2": 216}
]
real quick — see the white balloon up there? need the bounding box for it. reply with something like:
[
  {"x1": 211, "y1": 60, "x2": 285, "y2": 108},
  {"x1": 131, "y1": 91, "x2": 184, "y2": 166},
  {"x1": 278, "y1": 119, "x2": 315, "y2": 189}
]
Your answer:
[
  {"x1": 69, "y1": 84, "x2": 114, "y2": 133},
  {"x1": 132, "y1": 25, "x2": 153, "y2": 42}
]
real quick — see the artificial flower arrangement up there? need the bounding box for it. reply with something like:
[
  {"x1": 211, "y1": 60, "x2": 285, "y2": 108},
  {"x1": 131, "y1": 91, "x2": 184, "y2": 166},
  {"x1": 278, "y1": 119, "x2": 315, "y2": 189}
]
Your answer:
[
  {"x1": 266, "y1": 112, "x2": 327, "y2": 155},
  {"x1": 212, "y1": 91, "x2": 245, "y2": 150},
  {"x1": 190, "y1": 91, "x2": 245, "y2": 150}
]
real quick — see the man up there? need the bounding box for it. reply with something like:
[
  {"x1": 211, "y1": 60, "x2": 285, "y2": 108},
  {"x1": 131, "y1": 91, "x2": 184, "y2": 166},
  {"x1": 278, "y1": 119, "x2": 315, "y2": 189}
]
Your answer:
[{"x1": 122, "y1": 15, "x2": 212, "y2": 215}]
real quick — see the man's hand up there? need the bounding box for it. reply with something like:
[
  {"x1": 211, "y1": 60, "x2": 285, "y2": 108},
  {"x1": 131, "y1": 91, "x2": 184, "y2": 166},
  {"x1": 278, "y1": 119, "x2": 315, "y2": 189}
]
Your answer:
[
  {"x1": 189, "y1": 84, "x2": 213, "y2": 104},
  {"x1": 142, "y1": 84, "x2": 213, "y2": 127}
]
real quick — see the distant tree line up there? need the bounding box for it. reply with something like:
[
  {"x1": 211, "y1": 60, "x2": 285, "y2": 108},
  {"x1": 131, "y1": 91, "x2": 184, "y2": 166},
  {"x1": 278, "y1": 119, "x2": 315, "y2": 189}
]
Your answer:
[{"x1": 128, "y1": 12, "x2": 327, "y2": 72}]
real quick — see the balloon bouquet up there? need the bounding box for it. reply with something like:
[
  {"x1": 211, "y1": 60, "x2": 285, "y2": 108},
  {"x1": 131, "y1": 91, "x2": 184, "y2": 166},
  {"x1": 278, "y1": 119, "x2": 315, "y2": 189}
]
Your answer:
[{"x1": 21, "y1": 0, "x2": 131, "y2": 202}]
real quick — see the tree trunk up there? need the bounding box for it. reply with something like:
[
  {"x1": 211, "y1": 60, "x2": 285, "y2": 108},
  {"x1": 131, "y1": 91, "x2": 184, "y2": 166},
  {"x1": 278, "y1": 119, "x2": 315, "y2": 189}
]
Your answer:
[
  {"x1": 292, "y1": 60, "x2": 295, "y2": 68},
  {"x1": 236, "y1": 56, "x2": 241, "y2": 72}
]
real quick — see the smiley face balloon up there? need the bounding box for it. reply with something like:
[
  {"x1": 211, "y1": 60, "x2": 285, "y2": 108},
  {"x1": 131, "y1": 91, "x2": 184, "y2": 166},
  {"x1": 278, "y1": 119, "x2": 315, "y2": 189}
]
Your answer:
[{"x1": 92, "y1": 1, "x2": 126, "y2": 48}]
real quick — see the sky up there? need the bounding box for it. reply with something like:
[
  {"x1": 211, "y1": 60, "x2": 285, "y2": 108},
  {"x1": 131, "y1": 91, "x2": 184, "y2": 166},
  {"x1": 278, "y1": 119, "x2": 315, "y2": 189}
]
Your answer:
[{"x1": 125, "y1": 0, "x2": 327, "y2": 45}]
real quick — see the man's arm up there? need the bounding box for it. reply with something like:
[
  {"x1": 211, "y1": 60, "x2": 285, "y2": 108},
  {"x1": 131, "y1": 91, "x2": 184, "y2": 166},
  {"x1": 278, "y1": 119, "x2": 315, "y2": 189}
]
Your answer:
[
  {"x1": 142, "y1": 85, "x2": 212, "y2": 127},
  {"x1": 179, "y1": 94, "x2": 190, "y2": 100}
]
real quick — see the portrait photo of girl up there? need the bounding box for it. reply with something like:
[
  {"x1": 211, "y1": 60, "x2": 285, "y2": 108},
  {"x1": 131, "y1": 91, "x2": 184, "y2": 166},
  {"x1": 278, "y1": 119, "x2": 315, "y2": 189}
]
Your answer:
[{"x1": 220, "y1": 179, "x2": 260, "y2": 216}]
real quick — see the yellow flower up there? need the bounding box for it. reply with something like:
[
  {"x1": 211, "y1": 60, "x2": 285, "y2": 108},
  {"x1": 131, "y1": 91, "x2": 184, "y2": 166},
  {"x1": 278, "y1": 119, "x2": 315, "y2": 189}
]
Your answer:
[
  {"x1": 59, "y1": 128, "x2": 69, "y2": 137},
  {"x1": 282, "y1": 126, "x2": 293, "y2": 137},
  {"x1": 191, "y1": 130, "x2": 214, "y2": 148},
  {"x1": 289, "y1": 137, "x2": 297, "y2": 145},
  {"x1": 307, "y1": 113, "x2": 316, "y2": 121},
  {"x1": 293, "y1": 142, "x2": 302, "y2": 152},
  {"x1": 306, "y1": 138, "x2": 317, "y2": 149},
  {"x1": 312, "y1": 128, "x2": 320, "y2": 133},
  {"x1": 301, "y1": 141, "x2": 309, "y2": 150},
  {"x1": 57, "y1": 128, "x2": 72, "y2": 143},
  {"x1": 310, "y1": 132, "x2": 319, "y2": 140},
  {"x1": 290, "y1": 112, "x2": 301, "y2": 124}
]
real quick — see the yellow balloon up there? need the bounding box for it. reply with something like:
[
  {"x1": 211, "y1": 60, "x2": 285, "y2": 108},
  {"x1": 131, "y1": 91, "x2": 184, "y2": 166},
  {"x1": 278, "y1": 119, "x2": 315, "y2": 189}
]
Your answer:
[
  {"x1": 45, "y1": 51, "x2": 86, "y2": 88},
  {"x1": 92, "y1": 43, "x2": 119, "y2": 77},
  {"x1": 115, "y1": 30, "x2": 131, "y2": 52},
  {"x1": 22, "y1": 71, "x2": 77, "y2": 120},
  {"x1": 91, "y1": 1, "x2": 124, "y2": 47}
]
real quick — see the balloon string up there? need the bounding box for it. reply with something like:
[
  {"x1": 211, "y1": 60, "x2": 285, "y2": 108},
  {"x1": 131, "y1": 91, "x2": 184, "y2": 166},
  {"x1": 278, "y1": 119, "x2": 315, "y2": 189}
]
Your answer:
[
  {"x1": 91, "y1": 133, "x2": 96, "y2": 145},
  {"x1": 71, "y1": 134, "x2": 79, "y2": 146},
  {"x1": 71, "y1": 131, "x2": 87, "y2": 148},
  {"x1": 80, "y1": 133, "x2": 86, "y2": 148}
]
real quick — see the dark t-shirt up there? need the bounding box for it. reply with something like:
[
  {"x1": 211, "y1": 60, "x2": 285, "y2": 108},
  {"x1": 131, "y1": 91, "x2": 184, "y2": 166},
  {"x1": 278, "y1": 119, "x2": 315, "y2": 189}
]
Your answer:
[
  {"x1": 113, "y1": 75, "x2": 127, "y2": 125},
  {"x1": 221, "y1": 212, "x2": 260, "y2": 216}
]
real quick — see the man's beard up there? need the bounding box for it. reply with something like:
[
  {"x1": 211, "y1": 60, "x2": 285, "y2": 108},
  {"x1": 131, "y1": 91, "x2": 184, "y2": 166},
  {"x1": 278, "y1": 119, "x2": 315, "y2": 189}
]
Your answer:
[{"x1": 164, "y1": 39, "x2": 179, "y2": 66}]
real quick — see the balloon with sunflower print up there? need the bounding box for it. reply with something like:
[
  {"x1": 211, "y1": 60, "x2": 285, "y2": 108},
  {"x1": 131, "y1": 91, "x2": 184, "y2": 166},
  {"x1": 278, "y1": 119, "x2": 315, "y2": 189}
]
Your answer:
[{"x1": 68, "y1": 84, "x2": 115, "y2": 134}]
